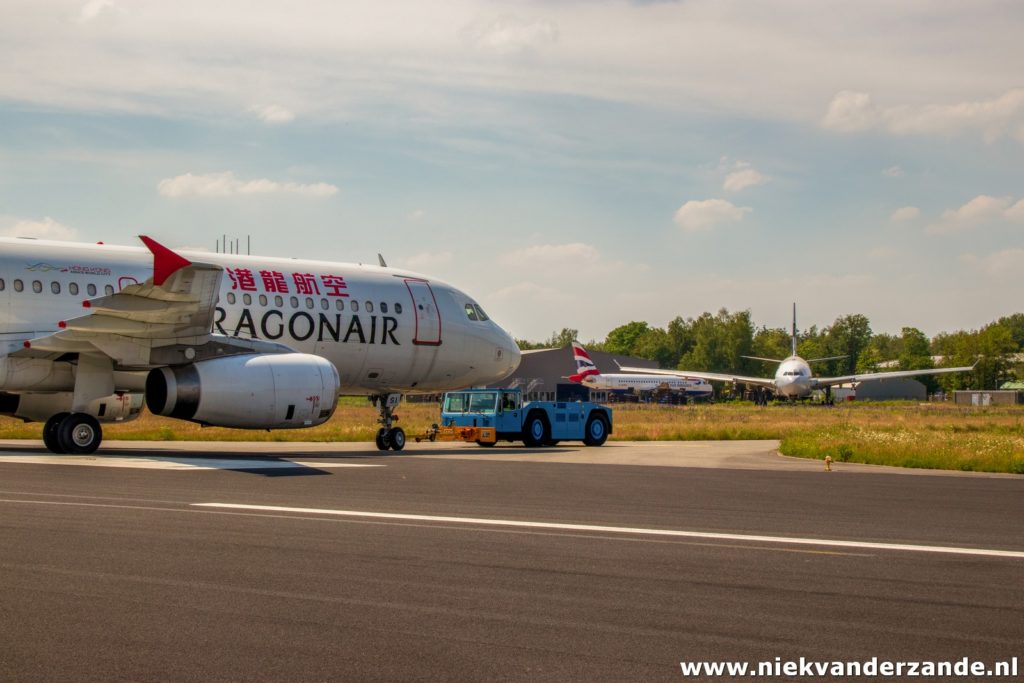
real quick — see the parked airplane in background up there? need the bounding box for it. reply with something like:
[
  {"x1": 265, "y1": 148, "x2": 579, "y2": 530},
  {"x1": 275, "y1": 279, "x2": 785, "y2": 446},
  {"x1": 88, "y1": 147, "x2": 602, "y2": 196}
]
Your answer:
[
  {"x1": 569, "y1": 342, "x2": 713, "y2": 400},
  {"x1": 618, "y1": 305, "x2": 974, "y2": 401},
  {"x1": 0, "y1": 236, "x2": 520, "y2": 454}
]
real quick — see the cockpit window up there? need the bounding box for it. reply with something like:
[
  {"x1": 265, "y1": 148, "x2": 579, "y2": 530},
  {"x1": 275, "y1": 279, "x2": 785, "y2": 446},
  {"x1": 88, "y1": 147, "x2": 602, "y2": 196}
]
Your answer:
[
  {"x1": 473, "y1": 304, "x2": 489, "y2": 321},
  {"x1": 464, "y1": 304, "x2": 479, "y2": 321}
]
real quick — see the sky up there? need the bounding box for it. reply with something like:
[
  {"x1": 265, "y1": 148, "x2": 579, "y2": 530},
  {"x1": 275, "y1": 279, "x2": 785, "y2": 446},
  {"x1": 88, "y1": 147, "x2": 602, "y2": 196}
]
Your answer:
[{"x1": 1, "y1": 0, "x2": 1022, "y2": 342}]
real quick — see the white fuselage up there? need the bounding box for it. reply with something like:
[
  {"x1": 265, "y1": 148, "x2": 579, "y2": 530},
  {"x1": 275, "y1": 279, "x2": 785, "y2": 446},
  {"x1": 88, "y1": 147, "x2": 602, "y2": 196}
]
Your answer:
[
  {"x1": 0, "y1": 238, "x2": 521, "y2": 395},
  {"x1": 581, "y1": 372, "x2": 713, "y2": 397},
  {"x1": 773, "y1": 356, "x2": 814, "y2": 398}
]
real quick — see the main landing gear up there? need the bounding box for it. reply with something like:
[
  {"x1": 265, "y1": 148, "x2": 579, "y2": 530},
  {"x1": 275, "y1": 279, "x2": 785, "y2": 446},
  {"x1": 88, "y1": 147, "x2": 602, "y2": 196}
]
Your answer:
[
  {"x1": 371, "y1": 393, "x2": 405, "y2": 452},
  {"x1": 42, "y1": 412, "x2": 103, "y2": 455}
]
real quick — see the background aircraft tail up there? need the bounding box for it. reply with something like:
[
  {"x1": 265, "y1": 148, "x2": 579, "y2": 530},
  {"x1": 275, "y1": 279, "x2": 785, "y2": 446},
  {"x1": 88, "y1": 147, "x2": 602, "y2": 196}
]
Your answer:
[
  {"x1": 569, "y1": 341, "x2": 600, "y2": 383},
  {"x1": 791, "y1": 302, "x2": 798, "y2": 356}
]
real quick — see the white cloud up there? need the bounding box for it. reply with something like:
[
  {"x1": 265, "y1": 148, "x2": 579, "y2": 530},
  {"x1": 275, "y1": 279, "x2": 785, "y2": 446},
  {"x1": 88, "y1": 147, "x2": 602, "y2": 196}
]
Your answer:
[
  {"x1": 0, "y1": 219, "x2": 77, "y2": 242},
  {"x1": 927, "y1": 195, "x2": 1011, "y2": 234},
  {"x1": 79, "y1": 0, "x2": 113, "y2": 22},
  {"x1": 0, "y1": 217, "x2": 78, "y2": 240},
  {"x1": 1006, "y1": 199, "x2": 1024, "y2": 222},
  {"x1": 407, "y1": 209, "x2": 426, "y2": 222},
  {"x1": 248, "y1": 104, "x2": 295, "y2": 124},
  {"x1": 890, "y1": 206, "x2": 920, "y2": 222},
  {"x1": 722, "y1": 161, "x2": 769, "y2": 192},
  {"x1": 402, "y1": 251, "x2": 453, "y2": 271},
  {"x1": 821, "y1": 91, "x2": 880, "y2": 132},
  {"x1": 882, "y1": 165, "x2": 904, "y2": 178},
  {"x1": 961, "y1": 248, "x2": 1024, "y2": 276},
  {"x1": 462, "y1": 16, "x2": 558, "y2": 55},
  {"x1": 157, "y1": 172, "x2": 338, "y2": 198},
  {"x1": 673, "y1": 199, "x2": 751, "y2": 232},
  {"x1": 822, "y1": 89, "x2": 1024, "y2": 142}
]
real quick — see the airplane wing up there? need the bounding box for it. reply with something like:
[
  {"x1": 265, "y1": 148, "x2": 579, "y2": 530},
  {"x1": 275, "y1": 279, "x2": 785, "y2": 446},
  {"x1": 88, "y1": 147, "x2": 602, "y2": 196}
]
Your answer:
[
  {"x1": 617, "y1": 365, "x2": 777, "y2": 390},
  {"x1": 14, "y1": 235, "x2": 291, "y2": 368},
  {"x1": 812, "y1": 365, "x2": 976, "y2": 388}
]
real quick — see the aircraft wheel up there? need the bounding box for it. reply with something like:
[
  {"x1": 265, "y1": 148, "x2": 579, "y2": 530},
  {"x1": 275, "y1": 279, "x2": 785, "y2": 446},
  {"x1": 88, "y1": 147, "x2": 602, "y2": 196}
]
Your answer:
[
  {"x1": 58, "y1": 413, "x2": 102, "y2": 455},
  {"x1": 388, "y1": 427, "x2": 406, "y2": 451},
  {"x1": 583, "y1": 414, "x2": 608, "y2": 447},
  {"x1": 43, "y1": 413, "x2": 69, "y2": 454},
  {"x1": 375, "y1": 428, "x2": 390, "y2": 451},
  {"x1": 522, "y1": 413, "x2": 548, "y2": 448}
]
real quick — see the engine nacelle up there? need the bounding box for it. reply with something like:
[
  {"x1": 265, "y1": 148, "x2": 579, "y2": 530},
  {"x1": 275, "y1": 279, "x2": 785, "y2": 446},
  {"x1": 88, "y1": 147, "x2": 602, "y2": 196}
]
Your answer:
[
  {"x1": 145, "y1": 353, "x2": 340, "y2": 429},
  {"x1": 0, "y1": 391, "x2": 145, "y2": 423}
]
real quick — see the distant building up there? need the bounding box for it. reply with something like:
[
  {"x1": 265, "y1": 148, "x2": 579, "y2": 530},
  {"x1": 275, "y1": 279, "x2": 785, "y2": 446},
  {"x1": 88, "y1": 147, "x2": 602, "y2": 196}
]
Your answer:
[
  {"x1": 830, "y1": 378, "x2": 927, "y2": 401},
  {"x1": 491, "y1": 346, "x2": 658, "y2": 403},
  {"x1": 954, "y1": 390, "x2": 1024, "y2": 406}
]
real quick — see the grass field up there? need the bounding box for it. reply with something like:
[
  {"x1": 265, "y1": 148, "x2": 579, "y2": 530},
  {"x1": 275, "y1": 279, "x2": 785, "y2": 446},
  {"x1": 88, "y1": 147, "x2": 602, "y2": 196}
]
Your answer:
[{"x1": 1, "y1": 398, "x2": 1022, "y2": 474}]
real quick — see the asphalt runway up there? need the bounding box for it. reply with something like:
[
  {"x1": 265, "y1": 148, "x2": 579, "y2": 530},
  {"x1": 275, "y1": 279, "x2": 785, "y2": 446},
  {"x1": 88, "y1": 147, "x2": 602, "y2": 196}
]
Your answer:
[{"x1": 0, "y1": 440, "x2": 1021, "y2": 681}]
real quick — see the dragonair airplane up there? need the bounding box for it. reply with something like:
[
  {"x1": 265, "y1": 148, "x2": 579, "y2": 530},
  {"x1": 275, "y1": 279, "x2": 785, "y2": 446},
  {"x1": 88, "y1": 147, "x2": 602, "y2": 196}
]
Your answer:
[
  {"x1": 0, "y1": 236, "x2": 520, "y2": 454},
  {"x1": 618, "y1": 305, "x2": 974, "y2": 401},
  {"x1": 569, "y1": 342, "x2": 713, "y2": 399}
]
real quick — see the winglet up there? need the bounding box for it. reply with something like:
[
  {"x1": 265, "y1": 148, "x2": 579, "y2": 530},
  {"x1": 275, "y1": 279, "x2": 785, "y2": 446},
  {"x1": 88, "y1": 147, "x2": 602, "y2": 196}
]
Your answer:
[{"x1": 139, "y1": 235, "x2": 191, "y2": 286}]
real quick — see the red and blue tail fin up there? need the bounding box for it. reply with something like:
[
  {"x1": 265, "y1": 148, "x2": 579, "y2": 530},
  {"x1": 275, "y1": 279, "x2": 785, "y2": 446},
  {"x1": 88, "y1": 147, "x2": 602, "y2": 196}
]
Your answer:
[{"x1": 569, "y1": 341, "x2": 600, "y2": 383}]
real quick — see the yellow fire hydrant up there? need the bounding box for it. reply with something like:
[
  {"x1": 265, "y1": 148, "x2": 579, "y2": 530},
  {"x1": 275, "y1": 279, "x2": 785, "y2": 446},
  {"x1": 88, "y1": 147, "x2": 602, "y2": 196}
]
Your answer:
[{"x1": 824, "y1": 455, "x2": 833, "y2": 472}]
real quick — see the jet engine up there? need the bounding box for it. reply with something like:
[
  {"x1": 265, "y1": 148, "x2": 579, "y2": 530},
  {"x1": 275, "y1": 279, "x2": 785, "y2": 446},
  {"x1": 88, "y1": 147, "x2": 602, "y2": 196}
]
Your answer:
[{"x1": 146, "y1": 353, "x2": 340, "y2": 429}]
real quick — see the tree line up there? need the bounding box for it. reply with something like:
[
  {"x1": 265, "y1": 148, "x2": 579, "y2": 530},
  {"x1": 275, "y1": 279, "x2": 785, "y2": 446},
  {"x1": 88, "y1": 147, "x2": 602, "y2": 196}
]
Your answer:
[{"x1": 516, "y1": 311, "x2": 1024, "y2": 392}]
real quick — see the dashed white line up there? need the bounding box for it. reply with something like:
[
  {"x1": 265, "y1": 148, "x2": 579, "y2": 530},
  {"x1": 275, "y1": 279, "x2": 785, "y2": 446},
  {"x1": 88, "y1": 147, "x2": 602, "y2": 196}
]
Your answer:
[{"x1": 192, "y1": 503, "x2": 1024, "y2": 559}]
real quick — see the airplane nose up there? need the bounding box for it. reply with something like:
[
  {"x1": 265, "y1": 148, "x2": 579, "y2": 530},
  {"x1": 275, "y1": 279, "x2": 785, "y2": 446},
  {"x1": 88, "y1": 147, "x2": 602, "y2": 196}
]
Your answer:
[{"x1": 499, "y1": 330, "x2": 521, "y2": 374}]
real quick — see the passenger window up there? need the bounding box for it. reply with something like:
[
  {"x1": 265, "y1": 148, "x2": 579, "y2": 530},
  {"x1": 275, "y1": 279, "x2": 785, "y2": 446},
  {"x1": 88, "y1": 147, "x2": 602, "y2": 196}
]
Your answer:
[
  {"x1": 243, "y1": 293, "x2": 251, "y2": 305},
  {"x1": 14, "y1": 280, "x2": 23, "y2": 292},
  {"x1": 351, "y1": 301, "x2": 359, "y2": 312},
  {"x1": 105, "y1": 285, "x2": 114, "y2": 295},
  {"x1": 465, "y1": 304, "x2": 478, "y2": 321},
  {"x1": 320, "y1": 298, "x2": 329, "y2": 310},
  {"x1": 69, "y1": 282, "x2": 79, "y2": 295},
  {"x1": 51, "y1": 281, "x2": 60, "y2": 294},
  {"x1": 365, "y1": 301, "x2": 373, "y2": 313},
  {"x1": 0, "y1": 278, "x2": 5, "y2": 291},
  {"x1": 274, "y1": 295, "x2": 283, "y2": 307},
  {"x1": 395, "y1": 303, "x2": 402, "y2": 315},
  {"x1": 259, "y1": 294, "x2": 267, "y2": 306},
  {"x1": 335, "y1": 299, "x2": 344, "y2": 311},
  {"x1": 380, "y1": 302, "x2": 388, "y2": 314},
  {"x1": 227, "y1": 292, "x2": 236, "y2": 305},
  {"x1": 305, "y1": 297, "x2": 313, "y2": 309},
  {"x1": 32, "y1": 280, "x2": 42, "y2": 293},
  {"x1": 289, "y1": 296, "x2": 298, "y2": 308},
  {"x1": 87, "y1": 283, "x2": 96, "y2": 296}
]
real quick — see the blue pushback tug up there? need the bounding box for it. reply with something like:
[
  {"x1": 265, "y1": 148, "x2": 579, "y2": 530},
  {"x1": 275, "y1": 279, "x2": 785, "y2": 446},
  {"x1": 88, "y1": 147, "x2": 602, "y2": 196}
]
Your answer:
[{"x1": 419, "y1": 388, "x2": 612, "y2": 448}]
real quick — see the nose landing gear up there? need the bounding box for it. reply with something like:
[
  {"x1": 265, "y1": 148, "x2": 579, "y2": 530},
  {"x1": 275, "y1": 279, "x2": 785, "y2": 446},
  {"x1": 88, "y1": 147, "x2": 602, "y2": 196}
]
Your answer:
[{"x1": 371, "y1": 393, "x2": 405, "y2": 451}]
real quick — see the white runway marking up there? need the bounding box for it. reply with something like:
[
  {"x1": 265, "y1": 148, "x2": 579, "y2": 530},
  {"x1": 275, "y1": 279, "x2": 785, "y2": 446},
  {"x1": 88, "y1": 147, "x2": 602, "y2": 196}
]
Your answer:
[
  {"x1": 194, "y1": 503, "x2": 1024, "y2": 559},
  {"x1": 0, "y1": 455, "x2": 382, "y2": 470}
]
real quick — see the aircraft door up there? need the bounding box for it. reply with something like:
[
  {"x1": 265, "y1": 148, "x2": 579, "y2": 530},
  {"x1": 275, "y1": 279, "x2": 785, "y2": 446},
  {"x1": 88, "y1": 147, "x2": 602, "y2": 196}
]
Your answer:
[{"x1": 404, "y1": 279, "x2": 442, "y2": 346}]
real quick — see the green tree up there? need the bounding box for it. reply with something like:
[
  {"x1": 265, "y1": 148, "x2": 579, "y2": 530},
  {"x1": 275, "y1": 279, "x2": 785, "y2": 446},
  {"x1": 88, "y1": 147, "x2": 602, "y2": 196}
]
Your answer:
[
  {"x1": 632, "y1": 327, "x2": 676, "y2": 368},
  {"x1": 545, "y1": 328, "x2": 578, "y2": 349},
  {"x1": 822, "y1": 314, "x2": 872, "y2": 375},
  {"x1": 751, "y1": 326, "x2": 791, "y2": 362},
  {"x1": 678, "y1": 309, "x2": 754, "y2": 373},
  {"x1": 603, "y1": 321, "x2": 651, "y2": 356},
  {"x1": 898, "y1": 327, "x2": 937, "y2": 393}
]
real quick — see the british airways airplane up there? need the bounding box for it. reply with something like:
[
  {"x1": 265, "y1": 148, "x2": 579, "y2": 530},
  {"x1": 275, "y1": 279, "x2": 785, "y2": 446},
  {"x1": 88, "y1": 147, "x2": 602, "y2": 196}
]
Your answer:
[
  {"x1": 568, "y1": 342, "x2": 713, "y2": 399},
  {"x1": 0, "y1": 236, "x2": 521, "y2": 454}
]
